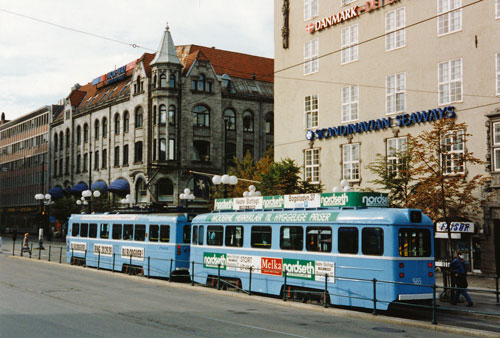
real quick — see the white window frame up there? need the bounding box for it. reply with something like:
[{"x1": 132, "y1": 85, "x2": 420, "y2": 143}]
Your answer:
[
  {"x1": 496, "y1": 0, "x2": 500, "y2": 19},
  {"x1": 497, "y1": 53, "x2": 500, "y2": 96},
  {"x1": 342, "y1": 143, "x2": 360, "y2": 182},
  {"x1": 305, "y1": 94, "x2": 319, "y2": 129},
  {"x1": 304, "y1": 0, "x2": 318, "y2": 21},
  {"x1": 438, "y1": 58, "x2": 463, "y2": 105},
  {"x1": 442, "y1": 129, "x2": 465, "y2": 174},
  {"x1": 341, "y1": 24, "x2": 358, "y2": 65},
  {"x1": 385, "y1": 7, "x2": 406, "y2": 51},
  {"x1": 341, "y1": 85, "x2": 359, "y2": 122},
  {"x1": 386, "y1": 72, "x2": 406, "y2": 115},
  {"x1": 304, "y1": 39, "x2": 319, "y2": 75},
  {"x1": 437, "y1": 0, "x2": 462, "y2": 36},
  {"x1": 305, "y1": 148, "x2": 320, "y2": 184},
  {"x1": 342, "y1": 0, "x2": 356, "y2": 6},
  {"x1": 493, "y1": 122, "x2": 500, "y2": 171},
  {"x1": 387, "y1": 137, "x2": 407, "y2": 177}
]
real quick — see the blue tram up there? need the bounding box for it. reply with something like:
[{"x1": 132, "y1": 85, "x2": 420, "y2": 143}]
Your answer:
[
  {"x1": 67, "y1": 213, "x2": 191, "y2": 277},
  {"x1": 190, "y1": 196, "x2": 435, "y2": 310}
]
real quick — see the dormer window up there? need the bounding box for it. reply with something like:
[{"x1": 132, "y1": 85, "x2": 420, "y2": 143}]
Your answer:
[{"x1": 192, "y1": 74, "x2": 212, "y2": 93}]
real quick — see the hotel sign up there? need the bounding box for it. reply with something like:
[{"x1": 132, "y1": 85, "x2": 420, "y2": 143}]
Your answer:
[{"x1": 306, "y1": 0, "x2": 401, "y2": 34}]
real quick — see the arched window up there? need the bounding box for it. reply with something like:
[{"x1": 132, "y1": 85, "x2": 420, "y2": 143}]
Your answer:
[
  {"x1": 243, "y1": 111, "x2": 254, "y2": 132},
  {"x1": 168, "y1": 105, "x2": 176, "y2": 125},
  {"x1": 83, "y1": 123, "x2": 89, "y2": 143},
  {"x1": 193, "y1": 105, "x2": 210, "y2": 127},
  {"x1": 193, "y1": 140, "x2": 210, "y2": 161},
  {"x1": 53, "y1": 134, "x2": 58, "y2": 154},
  {"x1": 224, "y1": 109, "x2": 236, "y2": 130},
  {"x1": 66, "y1": 128, "x2": 70, "y2": 148},
  {"x1": 94, "y1": 151, "x2": 99, "y2": 170},
  {"x1": 169, "y1": 74, "x2": 176, "y2": 88},
  {"x1": 137, "y1": 75, "x2": 142, "y2": 93},
  {"x1": 135, "y1": 177, "x2": 148, "y2": 203},
  {"x1": 134, "y1": 141, "x2": 143, "y2": 163},
  {"x1": 265, "y1": 112, "x2": 274, "y2": 135},
  {"x1": 160, "y1": 138, "x2": 167, "y2": 160},
  {"x1": 102, "y1": 117, "x2": 108, "y2": 138},
  {"x1": 94, "y1": 120, "x2": 100, "y2": 140},
  {"x1": 159, "y1": 105, "x2": 167, "y2": 125},
  {"x1": 59, "y1": 132, "x2": 64, "y2": 151},
  {"x1": 156, "y1": 178, "x2": 174, "y2": 202},
  {"x1": 123, "y1": 111, "x2": 129, "y2": 132},
  {"x1": 135, "y1": 107, "x2": 143, "y2": 128},
  {"x1": 77, "y1": 125, "x2": 81, "y2": 145},
  {"x1": 114, "y1": 113, "x2": 120, "y2": 135},
  {"x1": 160, "y1": 73, "x2": 167, "y2": 88},
  {"x1": 153, "y1": 74, "x2": 157, "y2": 88},
  {"x1": 153, "y1": 106, "x2": 157, "y2": 125}
]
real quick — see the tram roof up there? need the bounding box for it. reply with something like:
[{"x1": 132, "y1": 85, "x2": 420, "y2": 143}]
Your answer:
[{"x1": 69, "y1": 213, "x2": 189, "y2": 223}]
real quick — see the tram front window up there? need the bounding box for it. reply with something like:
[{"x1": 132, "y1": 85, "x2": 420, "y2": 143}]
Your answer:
[
  {"x1": 399, "y1": 229, "x2": 431, "y2": 257},
  {"x1": 72, "y1": 223, "x2": 80, "y2": 237}
]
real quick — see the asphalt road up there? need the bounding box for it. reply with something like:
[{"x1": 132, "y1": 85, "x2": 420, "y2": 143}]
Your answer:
[{"x1": 0, "y1": 252, "x2": 475, "y2": 338}]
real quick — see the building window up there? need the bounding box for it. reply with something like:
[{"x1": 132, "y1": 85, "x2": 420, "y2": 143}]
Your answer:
[
  {"x1": 160, "y1": 138, "x2": 166, "y2": 161},
  {"x1": 123, "y1": 111, "x2": 129, "y2": 133},
  {"x1": 438, "y1": 0, "x2": 462, "y2": 36},
  {"x1": 497, "y1": 0, "x2": 500, "y2": 19},
  {"x1": 160, "y1": 105, "x2": 167, "y2": 125},
  {"x1": 114, "y1": 114, "x2": 120, "y2": 135},
  {"x1": 192, "y1": 74, "x2": 212, "y2": 92},
  {"x1": 134, "y1": 141, "x2": 143, "y2": 163},
  {"x1": 59, "y1": 132, "x2": 64, "y2": 151},
  {"x1": 387, "y1": 137, "x2": 407, "y2": 177},
  {"x1": 224, "y1": 109, "x2": 236, "y2": 130},
  {"x1": 83, "y1": 153, "x2": 88, "y2": 172},
  {"x1": 66, "y1": 129, "x2": 70, "y2": 148},
  {"x1": 76, "y1": 154, "x2": 81, "y2": 172},
  {"x1": 94, "y1": 120, "x2": 99, "y2": 140},
  {"x1": 123, "y1": 144, "x2": 129, "y2": 165},
  {"x1": 497, "y1": 53, "x2": 500, "y2": 95},
  {"x1": 342, "y1": 143, "x2": 360, "y2": 182},
  {"x1": 243, "y1": 144, "x2": 253, "y2": 158},
  {"x1": 114, "y1": 146, "x2": 120, "y2": 167},
  {"x1": 438, "y1": 58, "x2": 462, "y2": 105},
  {"x1": 304, "y1": 0, "x2": 318, "y2": 20},
  {"x1": 169, "y1": 139, "x2": 175, "y2": 160},
  {"x1": 102, "y1": 117, "x2": 107, "y2": 138},
  {"x1": 243, "y1": 111, "x2": 254, "y2": 132},
  {"x1": 341, "y1": 24, "x2": 358, "y2": 64},
  {"x1": 83, "y1": 124, "x2": 89, "y2": 143},
  {"x1": 169, "y1": 74, "x2": 176, "y2": 88},
  {"x1": 265, "y1": 112, "x2": 274, "y2": 134},
  {"x1": 94, "y1": 151, "x2": 99, "y2": 170},
  {"x1": 193, "y1": 105, "x2": 210, "y2": 127},
  {"x1": 77, "y1": 125, "x2": 81, "y2": 145},
  {"x1": 305, "y1": 148, "x2": 320, "y2": 183},
  {"x1": 342, "y1": 0, "x2": 356, "y2": 5},
  {"x1": 160, "y1": 73, "x2": 167, "y2": 87},
  {"x1": 168, "y1": 105, "x2": 176, "y2": 125},
  {"x1": 442, "y1": 130, "x2": 464, "y2": 174},
  {"x1": 102, "y1": 149, "x2": 107, "y2": 168},
  {"x1": 53, "y1": 135, "x2": 58, "y2": 154},
  {"x1": 136, "y1": 178, "x2": 148, "y2": 203},
  {"x1": 193, "y1": 140, "x2": 210, "y2": 161},
  {"x1": 53, "y1": 159, "x2": 57, "y2": 177},
  {"x1": 157, "y1": 178, "x2": 174, "y2": 202},
  {"x1": 304, "y1": 39, "x2": 319, "y2": 75},
  {"x1": 65, "y1": 156, "x2": 69, "y2": 175},
  {"x1": 135, "y1": 107, "x2": 143, "y2": 128},
  {"x1": 385, "y1": 7, "x2": 406, "y2": 51},
  {"x1": 342, "y1": 85, "x2": 358, "y2": 122},
  {"x1": 493, "y1": 122, "x2": 500, "y2": 171},
  {"x1": 305, "y1": 94, "x2": 319, "y2": 128},
  {"x1": 386, "y1": 73, "x2": 406, "y2": 114}
]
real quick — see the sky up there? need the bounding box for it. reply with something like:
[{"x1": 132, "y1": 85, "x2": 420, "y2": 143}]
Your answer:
[{"x1": 0, "y1": 0, "x2": 274, "y2": 120}]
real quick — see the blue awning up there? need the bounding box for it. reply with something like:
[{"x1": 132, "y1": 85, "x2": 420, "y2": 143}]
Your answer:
[
  {"x1": 91, "y1": 181, "x2": 108, "y2": 193},
  {"x1": 48, "y1": 186, "x2": 63, "y2": 199},
  {"x1": 70, "y1": 182, "x2": 88, "y2": 195},
  {"x1": 108, "y1": 179, "x2": 130, "y2": 195}
]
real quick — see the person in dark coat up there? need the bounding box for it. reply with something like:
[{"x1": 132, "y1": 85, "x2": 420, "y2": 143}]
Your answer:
[{"x1": 450, "y1": 251, "x2": 473, "y2": 306}]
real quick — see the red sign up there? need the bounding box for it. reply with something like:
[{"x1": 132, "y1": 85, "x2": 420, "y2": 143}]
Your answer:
[{"x1": 261, "y1": 257, "x2": 283, "y2": 276}]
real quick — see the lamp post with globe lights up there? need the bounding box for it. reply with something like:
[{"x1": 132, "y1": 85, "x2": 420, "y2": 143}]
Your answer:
[
  {"x1": 212, "y1": 174, "x2": 238, "y2": 198},
  {"x1": 179, "y1": 188, "x2": 195, "y2": 208},
  {"x1": 76, "y1": 189, "x2": 101, "y2": 213},
  {"x1": 34, "y1": 193, "x2": 52, "y2": 249},
  {"x1": 243, "y1": 185, "x2": 261, "y2": 197},
  {"x1": 332, "y1": 179, "x2": 351, "y2": 193},
  {"x1": 120, "y1": 194, "x2": 135, "y2": 209}
]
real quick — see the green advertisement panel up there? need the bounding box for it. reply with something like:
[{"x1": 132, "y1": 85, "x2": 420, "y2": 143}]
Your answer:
[
  {"x1": 320, "y1": 192, "x2": 389, "y2": 208},
  {"x1": 203, "y1": 252, "x2": 227, "y2": 270},
  {"x1": 282, "y1": 258, "x2": 315, "y2": 280}
]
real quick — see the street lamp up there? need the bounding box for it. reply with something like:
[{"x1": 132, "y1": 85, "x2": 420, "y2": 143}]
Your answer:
[
  {"x1": 243, "y1": 185, "x2": 261, "y2": 197},
  {"x1": 179, "y1": 188, "x2": 195, "y2": 208},
  {"x1": 34, "y1": 193, "x2": 51, "y2": 249},
  {"x1": 332, "y1": 179, "x2": 351, "y2": 193},
  {"x1": 212, "y1": 174, "x2": 238, "y2": 198},
  {"x1": 77, "y1": 189, "x2": 101, "y2": 213},
  {"x1": 120, "y1": 194, "x2": 135, "y2": 208}
]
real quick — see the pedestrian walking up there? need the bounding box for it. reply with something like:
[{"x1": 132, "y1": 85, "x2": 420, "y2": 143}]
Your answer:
[
  {"x1": 21, "y1": 233, "x2": 31, "y2": 256},
  {"x1": 450, "y1": 251, "x2": 473, "y2": 307}
]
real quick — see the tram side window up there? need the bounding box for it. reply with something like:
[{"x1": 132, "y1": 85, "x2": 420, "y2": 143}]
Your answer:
[
  {"x1": 100, "y1": 224, "x2": 109, "y2": 239},
  {"x1": 306, "y1": 227, "x2": 332, "y2": 252},
  {"x1": 251, "y1": 226, "x2": 272, "y2": 249},
  {"x1": 362, "y1": 227, "x2": 384, "y2": 256},
  {"x1": 225, "y1": 226, "x2": 243, "y2": 247},
  {"x1": 399, "y1": 229, "x2": 431, "y2": 257},
  {"x1": 150, "y1": 224, "x2": 159, "y2": 242},
  {"x1": 160, "y1": 225, "x2": 170, "y2": 242},
  {"x1": 207, "y1": 226, "x2": 223, "y2": 246},
  {"x1": 183, "y1": 225, "x2": 191, "y2": 244},
  {"x1": 112, "y1": 224, "x2": 122, "y2": 240},
  {"x1": 123, "y1": 224, "x2": 133, "y2": 240},
  {"x1": 135, "y1": 224, "x2": 146, "y2": 241},
  {"x1": 80, "y1": 223, "x2": 89, "y2": 238},
  {"x1": 198, "y1": 226, "x2": 204, "y2": 245},
  {"x1": 89, "y1": 223, "x2": 97, "y2": 238},
  {"x1": 338, "y1": 227, "x2": 358, "y2": 254},
  {"x1": 280, "y1": 226, "x2": 303, "y2": 251},
  {"x1": 72, "y1": 223, "x2": 80, "y2": 237},
  {"x1": 192, "y1": 225, "x2": 198, "y2": 244}
]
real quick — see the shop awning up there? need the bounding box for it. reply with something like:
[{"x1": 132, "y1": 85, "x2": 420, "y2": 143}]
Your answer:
[
  {"x1": 91, "y1": 181, "x2": 108, "y2": 192},
  {"x1": 48, "y1": 186, "x2": 63, "y2": 199},
  {"x1": 108, "y1": 179, "x2": 130, "y2": 195},
  {"x1": 70, "y1": 182, "x2": 88, "y2": 195}
]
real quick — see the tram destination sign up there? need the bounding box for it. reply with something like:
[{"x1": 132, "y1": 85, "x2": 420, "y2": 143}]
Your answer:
[{"x1": 214, "y1": 192, "x2": 389, "y2": 211}]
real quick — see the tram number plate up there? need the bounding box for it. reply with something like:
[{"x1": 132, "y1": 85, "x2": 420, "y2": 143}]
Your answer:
[{"x1": 412, "y1": 278, "x2": 422, "y2": 285}]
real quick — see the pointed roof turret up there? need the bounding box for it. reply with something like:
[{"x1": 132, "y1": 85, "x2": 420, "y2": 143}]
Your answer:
[{"x1": 150, "y1": 23, "x2": 181, "y2": 66}]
